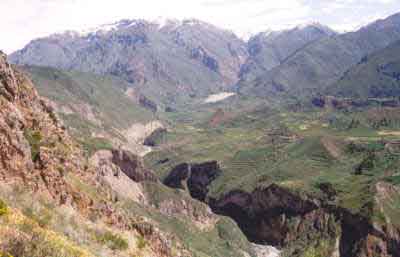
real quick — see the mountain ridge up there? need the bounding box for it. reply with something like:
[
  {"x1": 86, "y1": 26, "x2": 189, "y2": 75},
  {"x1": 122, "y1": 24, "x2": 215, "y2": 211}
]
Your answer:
[{"x1": 237, "y1": 12, "x2": 400, "y2": 100}]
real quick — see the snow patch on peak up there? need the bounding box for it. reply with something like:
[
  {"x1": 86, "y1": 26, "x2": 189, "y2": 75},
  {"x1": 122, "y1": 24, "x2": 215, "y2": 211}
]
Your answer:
[
  {"x1": 151, "y1": 17, "x2": 182, "y2": 29},
  {"x1": 296, "y1": 21, "x2": 324, "y2": 29},
  {"x1": 77, "y1": 19, "x2": 145, "y2": 36}
]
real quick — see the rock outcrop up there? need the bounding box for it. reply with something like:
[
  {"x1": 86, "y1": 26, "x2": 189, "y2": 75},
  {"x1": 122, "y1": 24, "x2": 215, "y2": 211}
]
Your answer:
[
  {"x1": 209, "y1": 183, "x2": 400, "y2": 257},
  {"x1": 111, "y1": 149, "x2": 158, "y2": 183},
  {"x1": 164, "y1": 161, "x2": 221, "y2": 201},
  {"x1": 161, "y1": 154, "x2": 400, "y2": 257},
  {"x1": 90, "y1": 150, "x2": 148, "y2": 203},
  {"x1": 0, "y1": 50, "x2": 89, "y2": 206},
  {"x1": 144, "y1": 127, "x2": 167, "y2": 147}
]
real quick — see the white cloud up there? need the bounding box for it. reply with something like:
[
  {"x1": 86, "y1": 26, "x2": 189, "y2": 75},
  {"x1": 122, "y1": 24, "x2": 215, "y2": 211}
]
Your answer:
[{"x1": 0, "y1": 0, "x2": 400, "y2": 53}]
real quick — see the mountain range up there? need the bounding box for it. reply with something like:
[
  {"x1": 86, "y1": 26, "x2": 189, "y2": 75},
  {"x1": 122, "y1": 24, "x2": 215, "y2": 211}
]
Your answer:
[
  {"x1": 3, "y1": 11, "x2": 400, "y2": 257},
  {"x1": 11, "y1": 19, "x2": 248, "y2": 108},
  {"x1": 11, "y1": 12, "x2": 400, "y2": 106}
]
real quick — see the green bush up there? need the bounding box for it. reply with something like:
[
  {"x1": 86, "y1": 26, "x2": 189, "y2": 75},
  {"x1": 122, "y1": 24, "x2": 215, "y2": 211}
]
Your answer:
[
  {"x1": 24, "y1": 129, "x2": 43, "y2": 162},
  {"x1": 0, "y1": 199, "x2": 8, "y2": 216},
  {"x1": 96, "y1": 231, "x2": 128, "y2": 251}
]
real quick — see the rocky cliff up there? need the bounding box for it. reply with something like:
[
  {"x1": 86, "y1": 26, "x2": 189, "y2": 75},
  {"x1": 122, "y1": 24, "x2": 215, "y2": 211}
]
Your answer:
[
  {"x1": 209, "y1": 183, "x2": 400, "y2": 257},
  {"x1": 0, "y1": 52, "x2": 193, "y2": 257},
  {"x1": 162, "y1": 159, "x2": 400, "y2": 257},
  {"x1": 164, "y1": 161, "x2": 221, "y2": 201}
]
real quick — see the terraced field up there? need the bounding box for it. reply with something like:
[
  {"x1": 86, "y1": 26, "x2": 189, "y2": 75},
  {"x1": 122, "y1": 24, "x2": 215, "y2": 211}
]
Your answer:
[{"x1": 145, "y1": 104, "x2": 400, "y2": 213}]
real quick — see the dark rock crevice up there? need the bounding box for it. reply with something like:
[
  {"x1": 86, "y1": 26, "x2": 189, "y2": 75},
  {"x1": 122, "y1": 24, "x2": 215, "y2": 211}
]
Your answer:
[
  {"x1": 162, "y1": 160, "x2": 400, "y2": 257},
  {"x1": 210, "y1": 186, "x2": 400, "y2": 257},
  {"x1": 163, "y1": 161, "x2": 221, "y2": 202},
  {"x1": 161, "y1": 158, "x2": 400, "y2": 257}
]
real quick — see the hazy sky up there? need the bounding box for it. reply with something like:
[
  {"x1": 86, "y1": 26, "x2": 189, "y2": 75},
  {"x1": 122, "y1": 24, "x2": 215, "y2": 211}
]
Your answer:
[{"x1": 1, "y1": 0, "x2": 400, "y2": 53}]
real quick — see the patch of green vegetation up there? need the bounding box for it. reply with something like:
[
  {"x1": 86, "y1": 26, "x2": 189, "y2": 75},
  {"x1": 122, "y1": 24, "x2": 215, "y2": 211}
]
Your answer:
[
  {"x1": 146, "y1": 103, "x2": 400, "y2": 221},
  {"x1": 0, "y1": 252, "x2": 13, "y2": 257},
  {"x1": 95, "y1": 231, "x2": 128, "y2": 251},
  {"x1": 282, "y1": 233, "x2": 337, "y2": 257},
  {"x1": 79, "y1": 137, "x2": 114, "y2": 157},
  {"x1": 24, "y1": 129, "x2": 42, "y2": 162},
  {"x1": 385, "y1": 175, "x2": 400, "y2": 185},
  {"x1": 0, "y1": 199, "x2": 8, "y2": 216},
  {"x1": 136, "y1": 235, "x2": 147, "y2": 250},
  {"x1": 22, "y1": 207, "x2": 53, "y2": 228}
]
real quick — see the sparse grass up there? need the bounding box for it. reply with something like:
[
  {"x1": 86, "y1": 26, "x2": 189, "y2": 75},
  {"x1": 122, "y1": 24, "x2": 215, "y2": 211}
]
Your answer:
[
  {"x1": 95, "y1": 231, "x2": 128, "y2": 251},
  {"x1": 22, "y1": 206, "x2": 53, "y2": 228},
  {"x1": 25, "y1": 66, "x2": 154, "y2": 138},
  {"x1": 0, "y1": 208, "x2": 93, "y2": 257}
]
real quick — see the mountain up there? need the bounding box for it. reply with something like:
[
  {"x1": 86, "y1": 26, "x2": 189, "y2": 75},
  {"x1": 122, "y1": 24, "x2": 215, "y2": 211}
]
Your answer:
[
  {"x1": 240, "y1": 23, "x2": 336, "y2": 82},
  {"x1": 0, "y1": 52, "x2": 271, "y2": 257},
  {"x1": 238, "y1": 12, "x2": 400, "y2": 99},
  {"x1": 10, "y1": 19, "x2": 248, "y2": 107},
  {"x1": 328, "y1": 39, "x2": 400, "y2": 99},
  {"x1": 5, "y1": 13, "x2": 400, "y2": 257}
]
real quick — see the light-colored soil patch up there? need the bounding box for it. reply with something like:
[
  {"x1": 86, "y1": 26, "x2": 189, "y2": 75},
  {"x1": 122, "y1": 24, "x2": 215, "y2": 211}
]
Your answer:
[
  {"x1": 204, "y1": 92, "x2": 236, "y2": 103},
  {"x1": 122, "y1": 121, "x2": 164, "y2": 156},
  {"x1": 251, "y1": 243, "x2": 281, "y2": 257},
  {"x1": 123, "y1": 121, "x2": 164, "y2": 143},
  {"x1": 321, "y1": 137, "x2": 342, "y2": 159},
  {"x1": 90, "y1": 150, "x2": 147, "y2": 204},
  {"x1": 299, "y1": 124, "x2": 310, "y2": 131},
  {"x1": 378, "y1": 131, "x2": 400, "y2": 136}
]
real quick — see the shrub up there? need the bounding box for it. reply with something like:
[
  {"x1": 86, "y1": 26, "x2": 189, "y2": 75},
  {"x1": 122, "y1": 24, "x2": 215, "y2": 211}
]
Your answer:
[
  {"x1": 24, "y1": 129, "x2": 43, "y2": 162},
  {"x1": 0, "y1": 199, "x2": 8, "y2": 216},
  {"x1": 96, "y1": 231, "x2": 128, "y2": 251},
  {"x1": 22, "y1": 207, "x2": 52, "y2": 228}
]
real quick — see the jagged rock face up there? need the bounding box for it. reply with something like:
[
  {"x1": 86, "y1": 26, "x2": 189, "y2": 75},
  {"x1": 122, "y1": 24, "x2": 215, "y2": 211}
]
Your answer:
[
  {"x1": 0, "y1": 51, "x2": 88, "y2": 206},
  {"x1": 156, "y1": 195, "x2": 219, "y2": 231},
  {"x1": 210, "y1": 185, "x2": 330, "y2": 247},
  {"x1": 209, "y1": 183, "x2": 400, "y2": 257},
  {"x1": 164, "y1": 161, "x2": 221, "y2": 201},
  {"x1": 90, "y1": 150, "x2": 147, "y2": 204},
  {"x1": 111, "y1": 149, "x2": 158, "y2": 183}
]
